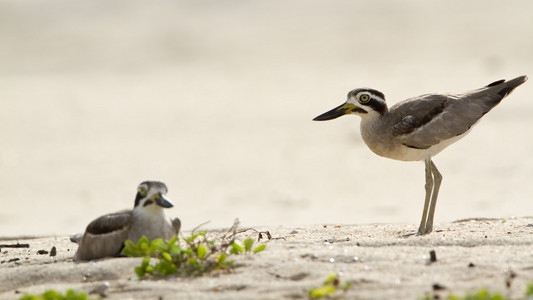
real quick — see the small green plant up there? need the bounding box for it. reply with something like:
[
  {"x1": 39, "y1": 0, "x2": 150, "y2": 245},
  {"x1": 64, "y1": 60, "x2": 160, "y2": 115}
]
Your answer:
[
  {"x1": 230, "y1": 237, "x2": 267, "y2": 255},
  {"x1": 122, "y1": 228, "x2": 266, "y2": 277},
  {"x1": 421, "y1": 281, "x2": 533, "y2": 300},
  {"x1": 447, "y1": 289, "x2": 505, "y2": 300},
  {"x1": 308, "y1": 274, "x2": 353, "y2": 299},
  {"x1": 420, "y1": 289, "x2": 505, "y2": 300},
  {"x1": 526, "y1": 282, "x2": 533, "y2": 297},
  {"x1": 19, "y1": 289, "x2": 94, "y2": 300}
]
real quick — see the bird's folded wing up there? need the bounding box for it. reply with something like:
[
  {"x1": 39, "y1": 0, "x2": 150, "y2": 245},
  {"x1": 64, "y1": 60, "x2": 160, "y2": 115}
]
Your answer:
[
  {"x1": 391, "y1": 82, "x2": 512, "y2": 150},
  {"x1": 74, "y1": 210, "x2": 132, "y2": 261},
  {"x1": 391, "y1": 76, "x2": 527, "y2": 150},
  {"x1": 391, "y1": 95, "x2": 457, "y2": 149},
  {"x1": 85, "y1": 210, "x2": 132, "y2": 235}
]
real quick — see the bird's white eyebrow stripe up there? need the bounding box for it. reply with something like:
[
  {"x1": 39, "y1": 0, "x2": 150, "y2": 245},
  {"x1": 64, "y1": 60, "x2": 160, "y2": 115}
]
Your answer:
[{"x1": 354, "y1": 92, "x2": 387, "y2": 115}]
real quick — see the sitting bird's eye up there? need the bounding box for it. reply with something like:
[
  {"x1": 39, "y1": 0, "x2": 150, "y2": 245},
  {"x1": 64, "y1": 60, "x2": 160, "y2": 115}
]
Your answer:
[
  {"x1": 139, "y1": 186, "x2": 147, "y2": 197},
  {"x1": 359, "y1": 94, "x2": 370, "y2": 103}
]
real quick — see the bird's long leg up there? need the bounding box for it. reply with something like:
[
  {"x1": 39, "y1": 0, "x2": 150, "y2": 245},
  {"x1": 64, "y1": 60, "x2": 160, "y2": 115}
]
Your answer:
[
  {"x1": 417, "y1": 159, "x2": 433, "y2": 235},
  {"x1": 424, "y1": 159, "x2": 442, "y2": 233}
]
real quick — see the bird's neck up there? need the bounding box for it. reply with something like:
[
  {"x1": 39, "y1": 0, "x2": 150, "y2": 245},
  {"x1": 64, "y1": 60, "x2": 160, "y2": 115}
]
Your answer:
[
  {"x1": 359, "y1": 112, "x2": 396, "y2": 159},
  {"x1": 360, "y1": 111, "x2": 386, "y2": 130},
  {"x1": 132, "y1": 206, "x2": 168, "y2": 221}
]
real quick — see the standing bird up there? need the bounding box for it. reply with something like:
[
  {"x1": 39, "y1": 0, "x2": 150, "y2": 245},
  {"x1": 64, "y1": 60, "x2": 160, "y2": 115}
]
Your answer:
[
  {"x1": 74, "y1": 181, "x2": 181, "y2": 260},
  {"x1": 313, "y1": 76, "x2": 527, "y2": 235}
]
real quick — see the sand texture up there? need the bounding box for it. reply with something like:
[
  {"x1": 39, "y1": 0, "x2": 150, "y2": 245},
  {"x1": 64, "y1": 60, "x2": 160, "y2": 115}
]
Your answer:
[
  {"x1": 1, "y1": 0, "x2": 533, "y2": 298},
  {"x1": 2, "y1": 218, "x2": 533, "y2": 299}
]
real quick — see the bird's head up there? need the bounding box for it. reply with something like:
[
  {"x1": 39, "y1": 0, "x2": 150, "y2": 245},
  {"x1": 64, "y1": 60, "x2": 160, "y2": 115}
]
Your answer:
[
  {"x1": 133, "y1": 181, "x2": 173, "y2": 211},
  {"x1": 313, "y1": 88, "x2": 388, "y2": 121}
]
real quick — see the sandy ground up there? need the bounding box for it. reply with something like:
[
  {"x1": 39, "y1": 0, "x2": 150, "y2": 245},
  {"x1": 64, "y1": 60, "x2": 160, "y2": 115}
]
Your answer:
[
  {"x1": 1, "y1": 0, "x2": 533, "y2": 298},
  {"x1": 2, "y1": 218, "x2": 533, "y2": 299}
]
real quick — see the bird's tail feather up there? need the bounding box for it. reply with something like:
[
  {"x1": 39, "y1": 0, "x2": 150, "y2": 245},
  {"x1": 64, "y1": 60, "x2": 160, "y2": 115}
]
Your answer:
[{"x1": 496, "y1": 75, "x2": 528, "y2": 98}]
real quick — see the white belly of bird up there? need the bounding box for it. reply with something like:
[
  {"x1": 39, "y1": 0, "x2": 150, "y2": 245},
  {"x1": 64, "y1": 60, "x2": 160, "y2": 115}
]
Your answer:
[
  {"x1": 361, "y1": 119, "x2": 475, "y2": 162},
  {"x1": 394, "y1": 131, "x2": 471, "y2": 161}
]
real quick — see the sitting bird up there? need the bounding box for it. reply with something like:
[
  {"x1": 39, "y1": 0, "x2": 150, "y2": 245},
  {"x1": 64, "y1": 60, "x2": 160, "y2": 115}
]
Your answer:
[{"x1": 74, "y1": 180, "x2": 181, "y2": 260}]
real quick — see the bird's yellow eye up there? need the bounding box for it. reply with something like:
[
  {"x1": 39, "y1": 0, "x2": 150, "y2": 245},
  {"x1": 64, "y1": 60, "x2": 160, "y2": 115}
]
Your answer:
[
  {"x1": 359, "y1": 94, "x2": 370, "y2": 103},
  {"x1": 139, "y1": 186, "x2": 147, "y2": 197}
]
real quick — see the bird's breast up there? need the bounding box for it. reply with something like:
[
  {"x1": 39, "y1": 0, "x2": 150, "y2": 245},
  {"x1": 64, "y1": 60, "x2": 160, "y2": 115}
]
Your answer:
[
  {"x1": 129, "y1": 210, "x2": 174, "y2": 242},
  {"x1": 360, "y1": 117, "x2": 429, "y2": 162}
]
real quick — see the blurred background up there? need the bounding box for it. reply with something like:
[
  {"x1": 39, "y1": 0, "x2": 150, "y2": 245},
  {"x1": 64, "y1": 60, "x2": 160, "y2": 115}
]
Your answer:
[{"x1": 1, "y1": 0, "x2": 531, "y2": 237}]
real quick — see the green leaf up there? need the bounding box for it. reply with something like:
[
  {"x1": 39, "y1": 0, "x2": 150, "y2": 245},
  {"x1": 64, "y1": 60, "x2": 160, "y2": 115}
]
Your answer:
[
  {"x1": 197, "y1": 245, "x2": 207, "y2": 259},
  {"x1": 141, "y1": 256, "x2": 151, "y2": 268},
  {"x1": 168, "y1": 236, "x2": 178, "y2": 247},
  {"x1": 187, "y1": 257, "x2": 201, "y2": 271},
  {"x1": 184, "y1": 232, "x2": 201, "y2": 243},
  {"x1": 65, "y1": 289, "x2": 75, "y2": 298},
  {"x1": 243, "y1": 238, "x2": 254, "y2": 252},
  {"x1": 150, "y1": 238, "x2": 166, "y2": 252},
  {"x1": 169, "y1": 243, "x2": 181, "y2": 256},
  {"x1": 341, "y1": 280, "x2": 353, "y2": 292},
  {"x1": 230, "y1": 242, "x2": 243, "y2": 254},
  {"x1": 155, "y1": 261, "x2": 178, "y2": 276},
  {"x1": 42, "y1": 290, "x2": 62, "y2": 300},
  {"x1": 134, "y1": 266, "x2": 146, "y2": 277},
  {"x1": 182, "y1": 249, "x2": 194, "y2": 256},
  {"x1": 66, "y1": 289, "x2": 88, "y2": 300},
  {"x1": 217, "y1": 253, "x2": 226, "y2": 264},
  {"x1": 122, "y1": 240, "x2": 139, "y2": 257},
  {"x1": 526, "y1": 282, "x2": 533, "y2": 296},
  {"x1": 253, "y1": 244, "x2": 266, "y2": 254},
  {"x1": 134, "y1": 256, "x2": 153, "y2": 276},
  {"x1": 324, "y1": 274, "x2": 338, "y2": 285},
  {"x1": 145, "y1": 265, "x2": 154, "y2": 274},
  {"x1": 135, "y1": 236, "x2": 152, "y2": 256},
  {"x1": 137, "y1": 235, "x2": 150, "y2": 247},
  {"x1": 308, "y1": 285, "x2": 336, "y2": 299},
  {"x1": 162, "y1": 252, "x2": 172, "y2": 262}
]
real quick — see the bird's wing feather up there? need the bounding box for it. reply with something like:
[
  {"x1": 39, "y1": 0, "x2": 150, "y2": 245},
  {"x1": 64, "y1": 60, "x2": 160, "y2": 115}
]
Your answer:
[
  {"x1": 74, "y1": 210, "x2": 132, "y2": 261},
  {"x1": 390, "y1": 94, "x2": 455, "y2": 149},
  {"x1": 390, "y1": 76, "x2": 527, "y2": 149},
  {"x1": 85, "y1": 210, "x2": 132, "y2": 235}
]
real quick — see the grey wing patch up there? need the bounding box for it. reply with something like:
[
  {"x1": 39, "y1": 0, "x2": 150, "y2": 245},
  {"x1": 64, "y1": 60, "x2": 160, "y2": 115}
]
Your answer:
[
  {"x1": 391, "y1": 115, "x2": 418, "y2": 137},
  {"x1": 74, "y1": 210, "x2": 132, "y2": 261},
  {"x1": 390, "y1": 96, "x2": 451, "y2": 149},
  {"x1": 86, "y1": 210, "x2": 131, "y2": 235},
  {"x1": 390, "y1": 76, "x2": 527, "y2": 150}
]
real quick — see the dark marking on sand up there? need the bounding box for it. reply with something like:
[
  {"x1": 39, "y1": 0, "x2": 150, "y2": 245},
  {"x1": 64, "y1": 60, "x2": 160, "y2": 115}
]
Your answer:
[
  {"x1": 429, "y1": 250, "x2": 437, "y2": 263},
  {"x1": 0, "y1": 243, "x2": 30, "y2": 248}
]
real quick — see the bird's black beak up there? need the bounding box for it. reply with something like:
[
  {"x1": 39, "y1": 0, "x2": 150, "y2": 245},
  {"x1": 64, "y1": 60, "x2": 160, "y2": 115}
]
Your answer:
[
  {"x1": 313, "y1": 102, "x2": 359, "y2": 121},
  {"x1": 155, "y1": 193, "x2": 174, "y2": 208}
]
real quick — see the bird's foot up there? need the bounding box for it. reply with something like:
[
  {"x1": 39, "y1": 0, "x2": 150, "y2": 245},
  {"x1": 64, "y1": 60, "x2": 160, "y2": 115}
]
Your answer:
[
  {"x1": 400, "y1": 232, "x2": 417, "y2": 238},
  {"x1": 400, "y1": 226, "x2": 432, "y2": 237},
  {"x1": 416, "y1": 227, "x2": 432, "y2": 235}
]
